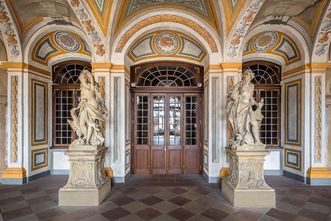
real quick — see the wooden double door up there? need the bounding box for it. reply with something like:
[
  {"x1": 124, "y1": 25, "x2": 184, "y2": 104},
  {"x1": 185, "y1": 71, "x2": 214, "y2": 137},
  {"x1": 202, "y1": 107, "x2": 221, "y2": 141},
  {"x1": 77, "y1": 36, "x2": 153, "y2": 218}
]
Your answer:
[{"x1": 133, "y1": 92, "x2": 202, "y2": 174}]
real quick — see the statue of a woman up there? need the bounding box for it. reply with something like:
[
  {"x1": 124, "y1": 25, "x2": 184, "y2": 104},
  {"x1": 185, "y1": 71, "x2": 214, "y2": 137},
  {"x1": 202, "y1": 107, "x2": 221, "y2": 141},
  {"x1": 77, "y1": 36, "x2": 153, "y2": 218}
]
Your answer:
[
  {"x1": 68, "y1": 70, "x2": 108, "y2": 146},
  {"x1": 226, "y1": 68, "x2": 264, "y2": 147}
]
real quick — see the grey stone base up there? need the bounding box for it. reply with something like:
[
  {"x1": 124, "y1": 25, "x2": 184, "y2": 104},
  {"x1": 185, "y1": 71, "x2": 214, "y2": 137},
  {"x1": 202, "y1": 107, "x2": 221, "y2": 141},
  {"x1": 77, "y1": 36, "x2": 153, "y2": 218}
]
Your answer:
[
  {"x1": 59, "y1": 177, "x2": 111, "y2": 206},
  {"x1": 0, "y1": 177, "x2": 27, "y2": 185},
  {"x1": 222, "y1": 180, "x2": 276, "y2": 208},
  {"x1": 306, "y1": 178, "x2": 331, "y2": 186}
]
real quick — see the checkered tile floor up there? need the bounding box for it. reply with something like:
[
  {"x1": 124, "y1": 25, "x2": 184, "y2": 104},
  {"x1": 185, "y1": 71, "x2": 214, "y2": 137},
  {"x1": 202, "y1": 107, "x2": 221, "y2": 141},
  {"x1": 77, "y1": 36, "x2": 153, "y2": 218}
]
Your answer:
[{"x1": 0, "y1": 175, "x2": 331, "y2": 221}]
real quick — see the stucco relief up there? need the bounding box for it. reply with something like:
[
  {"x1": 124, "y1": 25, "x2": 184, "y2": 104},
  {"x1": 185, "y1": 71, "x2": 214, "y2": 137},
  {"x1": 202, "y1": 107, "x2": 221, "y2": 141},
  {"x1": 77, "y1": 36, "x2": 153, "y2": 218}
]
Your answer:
[{"x1": 116, "y1": 14, "x2": 218, "y2": 53}]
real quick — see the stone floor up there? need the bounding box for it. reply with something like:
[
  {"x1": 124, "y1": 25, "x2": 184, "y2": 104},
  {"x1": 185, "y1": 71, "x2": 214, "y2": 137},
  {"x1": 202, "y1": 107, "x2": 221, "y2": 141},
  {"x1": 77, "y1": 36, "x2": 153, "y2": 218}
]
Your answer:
[{"x1": 0, "y1": 175, "x2": 331, "y2": 221}]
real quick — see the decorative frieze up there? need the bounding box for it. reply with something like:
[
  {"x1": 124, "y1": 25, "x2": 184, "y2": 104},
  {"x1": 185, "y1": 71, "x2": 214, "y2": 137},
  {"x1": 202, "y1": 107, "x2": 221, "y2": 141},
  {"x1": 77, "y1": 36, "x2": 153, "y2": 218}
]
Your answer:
[
  {"x1": 315, "y1": 77, "x2": 322, "y2": 162},
  {"x1": 11, "y1": 76, "x2": 17, "y2": 163}
]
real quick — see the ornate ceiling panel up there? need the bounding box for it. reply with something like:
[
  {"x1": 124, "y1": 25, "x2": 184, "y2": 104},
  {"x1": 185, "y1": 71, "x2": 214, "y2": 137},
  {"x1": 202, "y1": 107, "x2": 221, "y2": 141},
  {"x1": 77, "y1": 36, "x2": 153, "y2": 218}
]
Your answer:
[
  {"x1": 86, "y1": 0, "x2": 113, "y2": 36},
  {"x1": 128, "y1": 31, "x2": 206, "y2": 62},
  {"x1": 7, "y1": 0, "x2": 75, "y2": 36},
  {"x1": 244, "y1": 31, "x2": 301, "y2": 65},
  {"x1": 222, "y1": 0, "x2": 246, "y2": 34},
  {"x1": 115, "y1": 0, "x2": 219, "y2": 33},
  {"x1": 32, "y1": 31, "x2": 91, "y2": 65}
]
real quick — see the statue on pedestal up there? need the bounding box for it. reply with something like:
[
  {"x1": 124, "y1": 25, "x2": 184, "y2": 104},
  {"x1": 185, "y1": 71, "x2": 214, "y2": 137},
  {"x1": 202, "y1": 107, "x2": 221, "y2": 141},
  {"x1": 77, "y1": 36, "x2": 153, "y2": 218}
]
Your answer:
[
  {"x1": 222, "y1": 68, "x2": 275, "y2": 208},
  {"x1": 68, "y1": 69, "x2": 107, "y2": 146},
  {"x1": 226, "y1": 68, "x2": 264, "y2": 148},
  {"x1": 59, "y1": 70, "x2": 111, "y2": 206}
]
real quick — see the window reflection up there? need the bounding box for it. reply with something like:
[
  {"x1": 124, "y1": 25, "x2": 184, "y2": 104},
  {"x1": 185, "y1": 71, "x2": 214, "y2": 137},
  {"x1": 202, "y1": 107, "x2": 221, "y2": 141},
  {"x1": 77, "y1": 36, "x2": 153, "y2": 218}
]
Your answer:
[
  {"x1": 153, "y1": 96, "x2": 165, "y2": 145},
  {"x1": 169, "y1": 96, "x2": 181, "y2": 145}
]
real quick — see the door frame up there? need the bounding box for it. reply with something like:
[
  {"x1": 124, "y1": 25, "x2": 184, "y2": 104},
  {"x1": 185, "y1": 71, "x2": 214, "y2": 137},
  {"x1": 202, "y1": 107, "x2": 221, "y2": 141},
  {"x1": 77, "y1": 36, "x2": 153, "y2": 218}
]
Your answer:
[{"x1": 130, "y1": 61, "x2": 204, "y2": 175}]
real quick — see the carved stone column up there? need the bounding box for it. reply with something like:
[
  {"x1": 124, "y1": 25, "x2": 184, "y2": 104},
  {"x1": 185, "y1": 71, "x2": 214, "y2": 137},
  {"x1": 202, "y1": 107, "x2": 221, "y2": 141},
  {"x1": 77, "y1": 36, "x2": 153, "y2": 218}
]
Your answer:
[
  {"x1": 59, "y1": 145, "x2": 111, "y2": 206},
  {"x1": 222, "y1": 145, "x2": 275, "y2": 207}
]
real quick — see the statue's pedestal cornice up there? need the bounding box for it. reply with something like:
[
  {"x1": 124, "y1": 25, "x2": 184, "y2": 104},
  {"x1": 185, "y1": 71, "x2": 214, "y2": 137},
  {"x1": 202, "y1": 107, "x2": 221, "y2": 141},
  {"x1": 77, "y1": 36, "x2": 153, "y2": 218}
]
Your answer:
[
  {"x1": 221, "y1": 145, "x2": 276, "y2": 208},
  {"x1": 58, "y1": 145, "x2": 111, "y2": 206}
]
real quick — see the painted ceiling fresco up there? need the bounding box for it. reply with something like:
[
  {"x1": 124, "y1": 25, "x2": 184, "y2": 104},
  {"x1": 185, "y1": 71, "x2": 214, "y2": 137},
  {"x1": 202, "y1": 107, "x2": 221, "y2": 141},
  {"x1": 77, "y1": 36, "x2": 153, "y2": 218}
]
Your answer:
[
  {"x1": 244, "y1": 31, "x2": 301, "y2": 65},
  {"x1": 128, "y1": 31, "x2": 206, "y2": 62},
  {"x1": 32, "y1": 31, "x2": 91, "y2": 65},
  {"x1": 115, "y1": 0, "x2": 219, "y2": 33}
]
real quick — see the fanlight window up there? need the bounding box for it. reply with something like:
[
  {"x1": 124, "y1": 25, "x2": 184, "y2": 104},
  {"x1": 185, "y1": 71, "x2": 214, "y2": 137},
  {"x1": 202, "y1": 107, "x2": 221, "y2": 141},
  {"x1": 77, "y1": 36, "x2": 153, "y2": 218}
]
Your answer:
[
  {"x1": 54, "y1": 64, "x2": 88, "y2": 84},
  {"x1": 138, "y1": 66, "x2": 197, "y2": 87},
  {"x1": 246, "y1": 64, "x2": 281, "y2": 85}
]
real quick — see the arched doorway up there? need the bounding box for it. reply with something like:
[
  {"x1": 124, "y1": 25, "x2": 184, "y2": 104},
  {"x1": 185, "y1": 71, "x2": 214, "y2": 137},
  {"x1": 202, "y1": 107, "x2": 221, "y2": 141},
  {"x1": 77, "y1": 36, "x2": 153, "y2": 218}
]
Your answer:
[
  {"x1": 131, "y1": 61, "x2": 203, "y2": 174},
  {"x1": 243, "y1": 61, "x2": 281, "y2": 148}
]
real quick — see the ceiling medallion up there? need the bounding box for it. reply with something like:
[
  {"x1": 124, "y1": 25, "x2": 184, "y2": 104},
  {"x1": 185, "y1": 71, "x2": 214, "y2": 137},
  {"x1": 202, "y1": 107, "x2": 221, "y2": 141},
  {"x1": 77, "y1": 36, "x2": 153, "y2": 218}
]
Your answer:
[
  {"x1": 155, "y1": 32, "x2": 179, "y2": 55},
  {"x1": 55, "y1": 31, "x2": 80, "y2": 52},
  {"x1": 253, "y1": 32, "x2": 278, "y2": 52}
]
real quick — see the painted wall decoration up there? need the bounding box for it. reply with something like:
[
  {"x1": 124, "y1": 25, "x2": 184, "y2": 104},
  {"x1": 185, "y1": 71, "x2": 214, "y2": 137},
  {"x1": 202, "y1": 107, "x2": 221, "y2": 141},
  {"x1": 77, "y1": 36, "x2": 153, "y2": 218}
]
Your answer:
[
  {"x1": 32, "y1": 31, "x2": 91, "y2": 65},
  {"x1": 127, "y1": 0, "x2": 208, "y2": 17},
  {"x1": 128, "y1": 31, "x2": 206, "y2": 62},
  {"x1": 31, "y1": 148, "x2": 48, "y2": 171},
  {"x1": 227, "y1": 0, "x2": 265, "y2": 58},
  {"x1": 284, "y1": 79, "x2": 302, "y2": 146},
  {"x1": 0, "y1": 0, "x2": 20, "y2": 59},
  {"x1": 315, "y1": 77, "x2": 322, "y2": 162},
  {"x1": 116, "y1": 15, "x2": 218, "y2": 53},
  {"x1": 31, "y1": 79, "x2": 48, "y2": 146},
  {"x1": 203, "y1": 149, "x2": 208, "y2": 172},
  {"x1": 285, "y1": 148, "x2": 301, "y2": 171},
  {"x1": 244, "y1": 31, "x2": 301, "y2": 65},
  {"x1": 69, "y1": 0, "x2": 106, "y2": 56},
  {"x1": 314, "y1": 1, "x2": 331, "y2": 57},
  {"x1": 86, "y1": 0, "x2": 112, "y2": 35},
  {"x1": 11, "y1": 76, "x2": 18, "y2": 163},
  {"x1": 116, "y1": 0, "x2": 219, "y2": 33}
]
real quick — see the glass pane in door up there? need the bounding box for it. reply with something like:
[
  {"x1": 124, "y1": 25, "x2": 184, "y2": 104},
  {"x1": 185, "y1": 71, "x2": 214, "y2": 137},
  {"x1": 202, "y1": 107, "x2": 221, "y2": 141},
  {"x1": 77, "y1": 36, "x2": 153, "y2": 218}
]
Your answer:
[
  {"x1": 153, "y1": 96, "x2": 165, "y2": 145},
  {"x1": 169, "y1": 96, "x2": 181, "y2": 145},
  {"x1": 136, "y1": 96, "x2": 149, "y2": 145},
  {"x1": 186, "y1": 96, "x2": 197, "y2": 145}
]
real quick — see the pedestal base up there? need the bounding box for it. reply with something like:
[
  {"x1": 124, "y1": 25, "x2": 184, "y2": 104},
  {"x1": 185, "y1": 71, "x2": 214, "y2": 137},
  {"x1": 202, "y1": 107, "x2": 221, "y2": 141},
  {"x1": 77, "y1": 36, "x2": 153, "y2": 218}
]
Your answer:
[
  {"x1": 59, "y1": 177, "x2": 111, "y2": 206},
  {"x1": 221, "y1": 145, "x2": 276, "y2": 208},
  {"x1": 222, "y1": 179, "x2": 275, "y2": 208},
  {"x1": 58, "y1": 145, "x2": 111, "y2": 206}
]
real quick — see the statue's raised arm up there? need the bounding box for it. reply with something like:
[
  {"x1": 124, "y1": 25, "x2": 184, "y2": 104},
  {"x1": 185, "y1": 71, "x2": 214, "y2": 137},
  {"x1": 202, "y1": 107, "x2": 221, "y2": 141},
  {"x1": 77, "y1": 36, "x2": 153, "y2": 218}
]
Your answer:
[{"x1": 68, "y1": 70, "x2": 108, "y2": 146}]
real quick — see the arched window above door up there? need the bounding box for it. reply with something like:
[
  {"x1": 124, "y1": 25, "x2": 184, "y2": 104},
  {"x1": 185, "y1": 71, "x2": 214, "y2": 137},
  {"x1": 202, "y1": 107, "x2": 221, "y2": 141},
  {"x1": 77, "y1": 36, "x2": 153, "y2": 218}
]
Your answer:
[
  {"x1": 246, "y1": 63, "x2": 281, "y2": 85},
  {"x1": 53, "y1": 64, "x2": 88, "y2": 84},
  {"x1": 131, "y1": 62, "x2": 203, "y2": 89}
]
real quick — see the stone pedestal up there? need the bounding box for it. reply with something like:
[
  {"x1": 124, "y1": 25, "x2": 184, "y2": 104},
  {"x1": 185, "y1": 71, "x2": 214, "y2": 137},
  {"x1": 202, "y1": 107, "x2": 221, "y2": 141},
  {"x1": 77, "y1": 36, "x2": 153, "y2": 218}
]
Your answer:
[
  {"x1": 222, "y1": 145, "x2": 275, "y2": 208},
  {"x1": 58, "y1": 145, "x2": 111, "y2": 206}
]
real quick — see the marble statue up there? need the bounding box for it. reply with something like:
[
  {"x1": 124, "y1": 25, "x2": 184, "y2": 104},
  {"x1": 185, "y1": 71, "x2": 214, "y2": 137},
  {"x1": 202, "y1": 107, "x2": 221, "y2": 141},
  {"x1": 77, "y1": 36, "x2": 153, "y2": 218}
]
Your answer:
[
  {"x1": 222, "y1": 68, "x2": 275, "y2": 208},
  {"x1": 68, "y1": 70, "x2": 108, "y2": 146},
  {"x1": 226, "y1": 68, "x2": 264, "y2": 147},
  {"x1": 59, "y1": 70, "x2": 111, "y2": 206}
]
